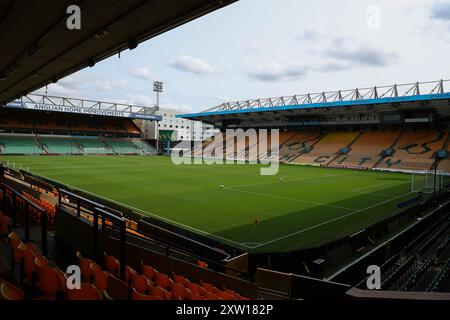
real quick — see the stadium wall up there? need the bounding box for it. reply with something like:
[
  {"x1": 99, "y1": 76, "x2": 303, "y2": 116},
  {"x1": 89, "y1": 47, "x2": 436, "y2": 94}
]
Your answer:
[{"x1": 55, "y1": 206, "x2": 258, "y2": 298}]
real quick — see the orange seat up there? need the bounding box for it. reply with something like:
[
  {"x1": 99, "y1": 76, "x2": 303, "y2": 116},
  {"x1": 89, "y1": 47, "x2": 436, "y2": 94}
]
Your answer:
[
  {"x1": 36, "y1": 263, "x2": 63, "y2": 299},
  {"x1": 189, "y1": 293, "x2": 205, "y2": 300},
  {"x1": 217, "y1": 290, "x2": 234, "y2": 300},
  {"x1": 187, "y1": 282, "x2": 208, "y2": 297},
  {"x1": 90, "y1": 264, "x2": 110, "y2": 292},
  {"x1": 54, "y1": 267, "x2": 68, "y2": 294},
  {"x1": 141, "y1": 261, "x2": 158, "y2": 281},
  {"x1": 132, "y1": 274, "x2": 152, "y2": 294},
  {"x1": 155, "y1": 272, "x2": 173, "y2": 290},
  {"x1": 104, "y1": 252, "x2": 119, "y2": 276},
  {"x1": 131, "y1": 287, "x2": 162, "y2": 300},
  {"x1": 171, "y1": 283, "x2": 189, "y2": 300},
  {"x1": 76, "y1": 251, "x2": 98, "y2": 282},
  {"x1": 7, "y1": 232, "x2": 18, "y2": 240},
  {"x1": 151, "y1": 285, "x2": 172, "y2": 300},
  {"x1": 201, "y1": 281, "x2": 219, "y2": 293},
  {"x1": 9, "y1": 235, "x2": 24, "y2": 265},
  {"x1": 20, "y1": 244, "x2": 48, "y2": 284},
  {"x1": 125, "y1": 265, "x2": 137, "y2": 285},
  {"x1": 205, "y1": 292, "x2": 221, "y2": 300},
  {"x1": 67, "y1": 283, "x2": 102, "y2": 300},
  {"x1": 172, "y1": 272, "x2": 190, "y2": 286},
  {"x1": 0, "y1": 281, "x2": 24, "y2": 300}
]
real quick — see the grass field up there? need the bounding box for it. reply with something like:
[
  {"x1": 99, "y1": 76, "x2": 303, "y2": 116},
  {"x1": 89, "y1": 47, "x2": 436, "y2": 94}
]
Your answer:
[{"x1": 1, "y1": 156, "x2": 419, "y2": 253}]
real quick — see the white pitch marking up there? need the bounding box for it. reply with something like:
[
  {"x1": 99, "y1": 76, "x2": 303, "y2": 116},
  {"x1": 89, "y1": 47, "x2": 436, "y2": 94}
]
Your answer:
[
  {"x1": 226, "y1": 171, "x2": 359, "y2": 189},
  {"x1": 351, "y1": 180, "x2": 402, "y2": 192},
  {"x1": 250, "y1": 191, "x2": 413, "y2": 249},
  {"x1": 224, "y1": 186, "x2": 357, "y2": 211}
]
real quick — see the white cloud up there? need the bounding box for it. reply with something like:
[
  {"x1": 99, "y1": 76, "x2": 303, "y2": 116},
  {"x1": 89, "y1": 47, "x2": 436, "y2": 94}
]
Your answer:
[
  {"x1": 170, "y1": 55, "x2": 214, "y2": 75},
  {"x1": 162, "y1": 103, "x2": 194, "y2": 113},
  {"x1": 128, "y1": 67, "x2": 155, "y2": 80},
  {"x1": 95, "y1": 80, "x2": 113, "y2": 92},
  {"x1": 33, "y1": 83, "x2": 80, "y2": 97},
  {"x1": 325, "y1": 41, "x2": 398, "y2": 67},
  {"x1": 247, "y1": 61, "x2": 308, "y2": 82}
]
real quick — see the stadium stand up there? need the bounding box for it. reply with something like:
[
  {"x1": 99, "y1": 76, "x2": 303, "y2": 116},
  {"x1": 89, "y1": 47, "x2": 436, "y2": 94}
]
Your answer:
[
  {"x1": 74, "y1": 139, "x2": 111, "y2": 155},
  {"x1": 0, "y1": 136, "x2": 41, "y2": 155},
  {"x1": 0, "y1": 106, "x2": 157, "y2": 157},
  {"x1": 329, "y1": 129, "x2": 401, "y2": 169},
  {"x1": 40, "y1": 138, "x2": 82, "y2": 155},
  {"x1": 279, "y1": 131, "x2": 322, "y2": 162},
  {"x1": 104, "y1": 140, "x2": 139, "y2": 155},
  {"x1": 376, "y1": 129, "x2": 447, "y2": 171},
  {"x1": 0, "y1": 135, "x2": 156, "y2": 156},
  {"x1": 0, "y1": 109, "x2": 141, "y2": 135},
  {"x1": 131, "y1": 140, "x2": 157, "y2": 155},
  {"x1": 174, "y1": 128, "x2": 450, "y2": 175},
  {"x1": 438, "y1": 159, "x2": 450, "y2": 172},
  {"x1": 293, "y1": 131, "x2": 360, "y2": 165}
]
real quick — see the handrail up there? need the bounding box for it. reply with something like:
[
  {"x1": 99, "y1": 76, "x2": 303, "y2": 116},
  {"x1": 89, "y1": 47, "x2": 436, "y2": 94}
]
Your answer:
[
  {"x1": 427, "y1": 259, "x2": 450, "y2": 292},
  {"x1": 59, "y1": 189, "x2": 123, "y2": 218},
  {"x1": 58, "y1": 189, "x2": 252, "y2": 280},
  {"x1": 92, "y1": 207, "x2": 126, "y2": 281},
  {"x1": 0, "y1": 182, "x2": 48, "y2": 256}
]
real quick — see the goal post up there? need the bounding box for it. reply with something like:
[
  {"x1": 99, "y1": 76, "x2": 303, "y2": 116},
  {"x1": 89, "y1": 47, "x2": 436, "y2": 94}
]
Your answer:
[{"x1": 411, "y1": 170, "x2": 445, "y2": 194}]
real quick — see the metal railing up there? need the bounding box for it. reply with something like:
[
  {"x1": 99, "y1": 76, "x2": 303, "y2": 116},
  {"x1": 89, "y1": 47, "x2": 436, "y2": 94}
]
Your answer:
[
  {"x1": 1, "y1": 181, "x2": 48, "y2": 257},
  {"x1": 58, "y1": 189, "x2": 252, "y2": 281},
  {"x1": 93, "y1": 207, "x2": 127, "y2": 281}
]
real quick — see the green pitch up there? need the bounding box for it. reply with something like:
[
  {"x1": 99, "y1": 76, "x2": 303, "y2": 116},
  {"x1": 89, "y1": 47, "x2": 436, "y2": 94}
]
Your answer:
[{"x1": 2, "y1": 156, "x2": 417, "y2": 253}]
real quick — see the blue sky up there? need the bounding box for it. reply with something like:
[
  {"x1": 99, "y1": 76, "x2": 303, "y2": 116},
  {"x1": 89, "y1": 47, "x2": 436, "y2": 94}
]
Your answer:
[{"x1": 35, "y1": 0, "x2": 450, "y2": 113}]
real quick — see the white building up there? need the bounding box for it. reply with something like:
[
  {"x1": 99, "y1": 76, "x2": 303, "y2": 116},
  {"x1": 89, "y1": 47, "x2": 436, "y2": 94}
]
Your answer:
[{"x1": 139, "y1": 108, "x2": 218, "y2": 141}]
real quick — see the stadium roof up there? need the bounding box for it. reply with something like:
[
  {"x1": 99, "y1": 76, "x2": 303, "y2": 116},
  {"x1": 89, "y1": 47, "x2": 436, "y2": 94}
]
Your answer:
[
  {"x1": 178, "y1": 80, "x2": 450, "y2": 125},
  {"x1": 0, "y1": 0, "x2": 237, "y2": 104},
  {"x1": 3, "y1": 93, "x2": 162, "y2": 120}
]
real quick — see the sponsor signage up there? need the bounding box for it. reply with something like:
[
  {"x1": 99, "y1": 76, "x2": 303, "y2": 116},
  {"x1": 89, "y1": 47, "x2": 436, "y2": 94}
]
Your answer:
[{"x1": 2, "y1": 102, "x2": 162, "y2": 121}]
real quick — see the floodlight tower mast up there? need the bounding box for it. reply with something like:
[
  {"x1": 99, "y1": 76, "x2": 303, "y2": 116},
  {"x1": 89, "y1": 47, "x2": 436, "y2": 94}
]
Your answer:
[
  {"x1": 153, "y1": 81, "x2": 163, "y2": 110},
  {"x1": 153, "y1": 81, "x2": 163, "y2": 154}
]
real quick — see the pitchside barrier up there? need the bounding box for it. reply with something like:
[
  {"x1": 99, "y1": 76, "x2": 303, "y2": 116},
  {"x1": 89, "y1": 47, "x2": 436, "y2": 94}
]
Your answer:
[{"x1": 327, "y1": 197, "x2": 450, "y2": 286}]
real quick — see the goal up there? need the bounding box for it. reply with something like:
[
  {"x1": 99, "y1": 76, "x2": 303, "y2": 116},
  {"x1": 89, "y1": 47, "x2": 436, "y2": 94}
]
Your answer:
[{"x1": 411, "y1": 170, "x2": 445, "y2": 194}]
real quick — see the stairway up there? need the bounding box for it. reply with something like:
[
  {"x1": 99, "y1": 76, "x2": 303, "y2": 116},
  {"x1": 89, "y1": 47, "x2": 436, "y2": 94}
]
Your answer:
[
  {"x1": 326, "y1": 131, "x2": 363, "y2": 166},
  {"x1": 372, "y1": 129, "x2": 404, "y2": 169},
  {"x1": 35, "y1": 138, "x2": 48, "y2": 155}
]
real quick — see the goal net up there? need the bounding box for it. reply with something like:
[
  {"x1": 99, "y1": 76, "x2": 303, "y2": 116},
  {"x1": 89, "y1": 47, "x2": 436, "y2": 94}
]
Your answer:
[{"x1": 411, "y1": 170, "x2": 445, "y2": 194}]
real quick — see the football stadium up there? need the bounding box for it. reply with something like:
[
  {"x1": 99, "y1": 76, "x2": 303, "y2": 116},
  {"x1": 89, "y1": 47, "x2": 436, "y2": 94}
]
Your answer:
[{"x1": 1, "y1": 0, "x2": 450, "y2": 306}]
